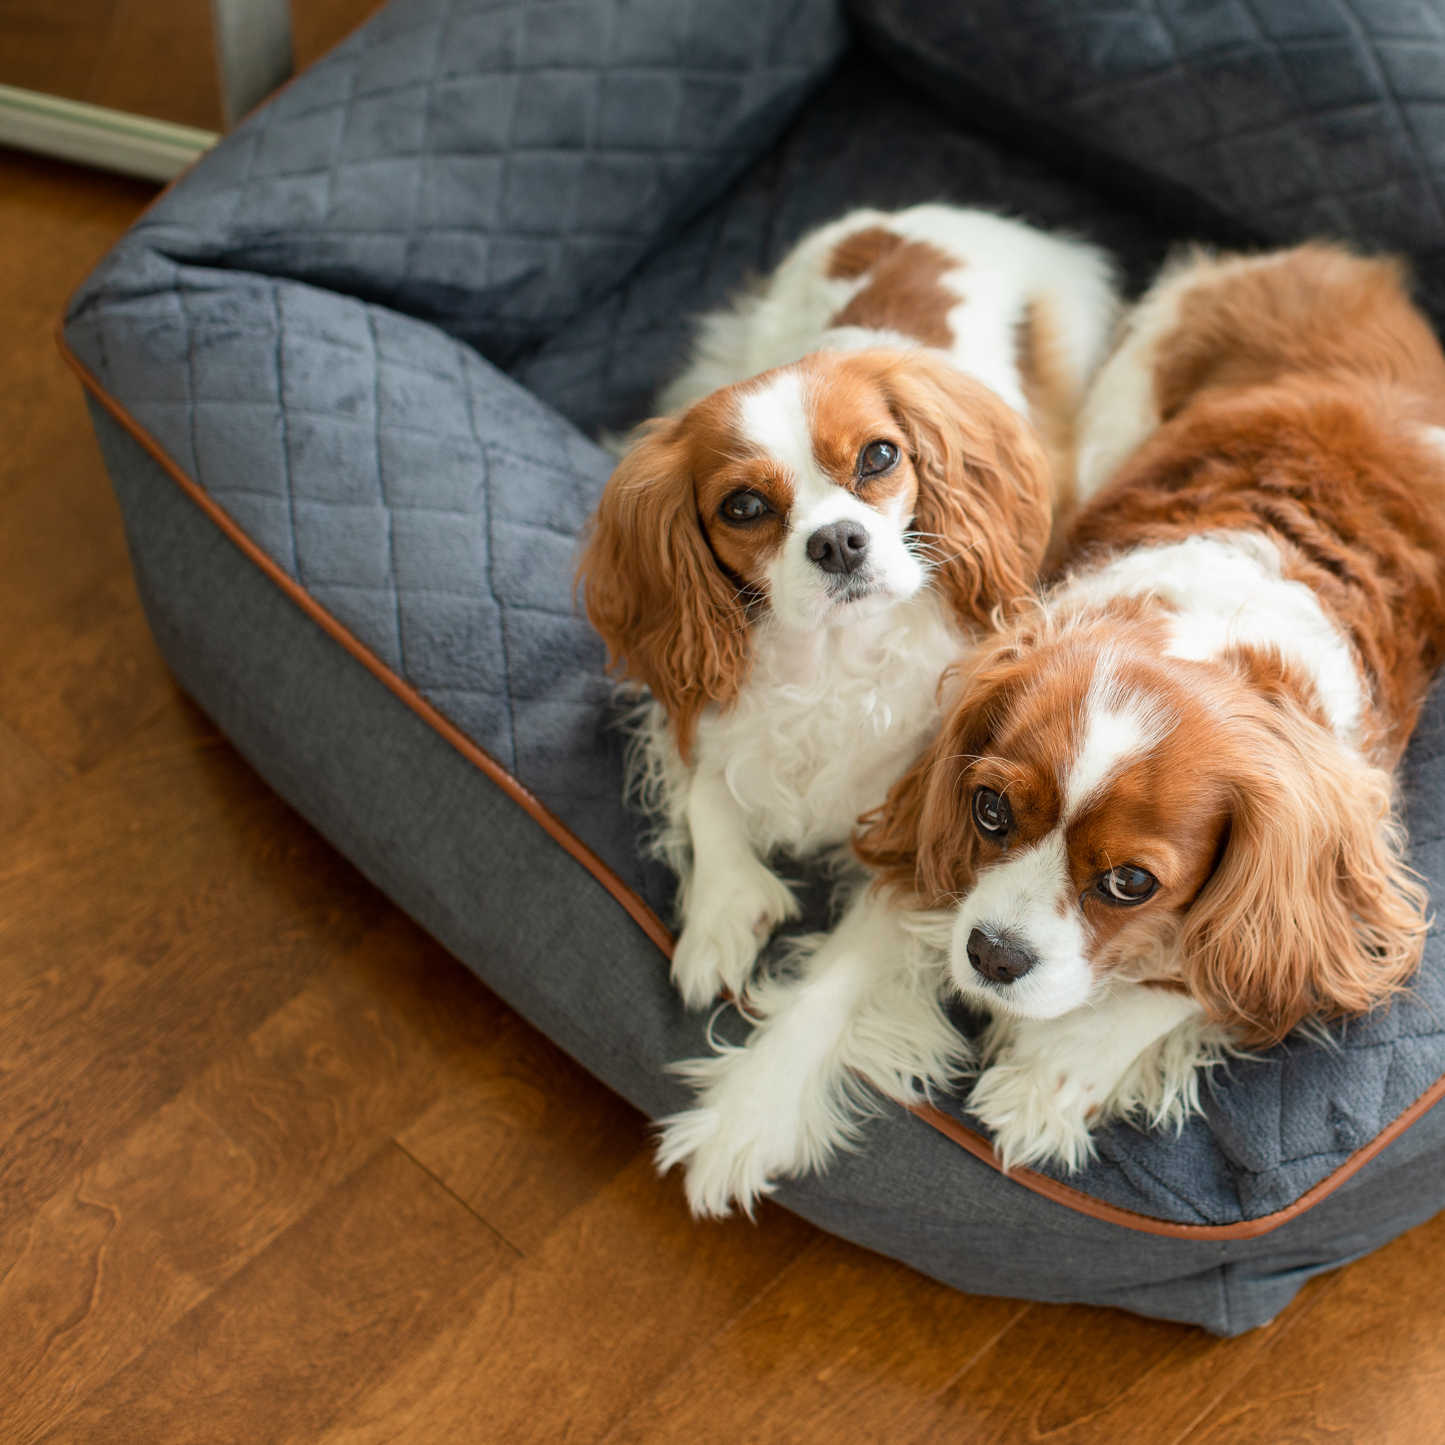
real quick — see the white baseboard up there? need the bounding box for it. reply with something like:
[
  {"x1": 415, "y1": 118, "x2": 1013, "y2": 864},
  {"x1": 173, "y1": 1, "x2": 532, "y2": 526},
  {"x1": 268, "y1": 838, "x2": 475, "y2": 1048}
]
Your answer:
[{"x1": 0, "y1": 83, "x2": 218, "y2": 183}]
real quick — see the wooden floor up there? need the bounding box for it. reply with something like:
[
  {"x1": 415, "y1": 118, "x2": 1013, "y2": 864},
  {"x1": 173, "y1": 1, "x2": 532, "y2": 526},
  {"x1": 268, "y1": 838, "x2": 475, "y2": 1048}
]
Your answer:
[{"x1": 4, "y1": 9, "x2": 1445, "y2": 1444}]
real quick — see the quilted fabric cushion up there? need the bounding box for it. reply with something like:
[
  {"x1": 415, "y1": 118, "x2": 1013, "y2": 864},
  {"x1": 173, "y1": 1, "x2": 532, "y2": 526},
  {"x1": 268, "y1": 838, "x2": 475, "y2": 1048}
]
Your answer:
[
  {"x1": 850, "y1": 0, "x2": 1445, "y2": 317},
  {"x1": 65, "y1": 0, "x2": 1445, "y2": 1247}
]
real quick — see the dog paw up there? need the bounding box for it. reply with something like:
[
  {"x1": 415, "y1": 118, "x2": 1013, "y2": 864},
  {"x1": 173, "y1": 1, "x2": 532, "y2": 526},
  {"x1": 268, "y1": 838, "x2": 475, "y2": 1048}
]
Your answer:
[
  {"x1": 670, "y1": 864, "x2": 798, "y2": 1009},
  {"x1": 967, "y1": 1055, "x2": 1102, "y2": 1174},
  {"x1": 655, "y1": 1052, "x2": 812, "y2": 1219}
]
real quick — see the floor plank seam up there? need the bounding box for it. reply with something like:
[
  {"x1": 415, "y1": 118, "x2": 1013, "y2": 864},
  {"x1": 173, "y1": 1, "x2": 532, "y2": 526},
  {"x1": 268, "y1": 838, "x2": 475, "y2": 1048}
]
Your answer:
[
  {"x1": 391, "y1": 1135, "x2": 525, "y2": 1258},
  {"x1": 591, "y1": 1229, "x2": 829, "y2": 1445}
]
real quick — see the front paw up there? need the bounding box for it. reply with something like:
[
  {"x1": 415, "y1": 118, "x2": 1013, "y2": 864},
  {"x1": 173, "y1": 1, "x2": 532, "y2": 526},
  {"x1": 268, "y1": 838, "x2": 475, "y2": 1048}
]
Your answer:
[
  {"x1": 655, "y1": 1054, "x2": 809, "y2": 1219},
  {"x1": 967, "y1": 1054, "x2": 1103, "y2": 1174},
  {"x1": 670, "y1": 864, "x2": 799, "y2": 1009}
]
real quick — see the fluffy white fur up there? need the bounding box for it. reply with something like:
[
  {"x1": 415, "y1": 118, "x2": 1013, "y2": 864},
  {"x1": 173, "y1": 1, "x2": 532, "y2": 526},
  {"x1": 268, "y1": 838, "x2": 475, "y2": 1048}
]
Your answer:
[{"x1": 642, "y1": 206, "x2": 1119, "y2": 1010}]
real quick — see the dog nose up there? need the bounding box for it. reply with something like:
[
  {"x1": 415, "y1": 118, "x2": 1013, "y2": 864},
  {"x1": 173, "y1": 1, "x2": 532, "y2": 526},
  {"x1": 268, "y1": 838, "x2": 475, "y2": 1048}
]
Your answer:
[
  {"x1": 806, "y1": 521, "x2": 870, "y2": 576},
  {"x1": 966, "y1": 927, "x2": 1038, "y2": 985}
]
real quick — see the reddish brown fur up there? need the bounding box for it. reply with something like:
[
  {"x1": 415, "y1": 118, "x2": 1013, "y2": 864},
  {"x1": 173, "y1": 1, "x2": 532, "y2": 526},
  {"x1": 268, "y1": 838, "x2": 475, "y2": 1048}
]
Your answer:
[
  {"x1": 859, "y1": 245, "x2": 1445, "y2": 1043},
  {"x1": 826, "y1": 226, "x2": 905, "y2": 281},
  {"x1": 828, "y1": 233, "x2": 958, "y2": 350},
  {"x1": 1070, "y1": 246, "x2": 1445, "y2": 762},
  {"x1": 576, "y1": 348, "x2": 1052, "y2": 760}
]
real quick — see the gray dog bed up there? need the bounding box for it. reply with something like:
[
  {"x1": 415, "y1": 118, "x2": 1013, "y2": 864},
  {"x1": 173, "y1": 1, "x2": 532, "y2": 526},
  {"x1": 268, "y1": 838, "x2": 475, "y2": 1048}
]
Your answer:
[{"x1": 65, "y1": 0, "x2": 1445, "y2": 1334}]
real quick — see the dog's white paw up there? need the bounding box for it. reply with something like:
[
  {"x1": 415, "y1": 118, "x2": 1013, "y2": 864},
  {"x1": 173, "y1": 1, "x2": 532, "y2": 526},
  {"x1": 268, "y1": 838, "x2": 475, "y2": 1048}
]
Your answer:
[
  {"x1": 670, "y1": 863, "x2": 798, "y2": 1009},
  {"x1": 967, "y1": 1051, "x2": 1103, "y2": 1174},
  {"x1": 655, "y1": 1053, "x2": 813, "y2": 1219}
]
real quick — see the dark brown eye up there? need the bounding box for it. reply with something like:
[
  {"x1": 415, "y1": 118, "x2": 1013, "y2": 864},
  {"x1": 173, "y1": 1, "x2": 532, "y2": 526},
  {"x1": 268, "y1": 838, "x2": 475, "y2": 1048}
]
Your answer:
[
  {"x1": 1099, "y1": 866, "x2": 1157, "y2": 904},
  {"x1": 858, "y1": 440, "x2": 899, "y2": 478},
  {"x1": 972, "y1": 787, "x2": 1012, "y2": 838},
  {"x1": 721, "y1": 490, "x2": 769, "y2": 523}
]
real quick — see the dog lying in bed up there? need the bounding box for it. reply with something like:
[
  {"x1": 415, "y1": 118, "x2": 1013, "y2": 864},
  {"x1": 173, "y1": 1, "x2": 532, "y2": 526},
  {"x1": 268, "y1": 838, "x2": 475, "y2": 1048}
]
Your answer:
[
  {"x1": 659, "y1": 242, "x2": 1445, "y2": 1217},
  {"x1": 578, "y1": 206, "x2": 1117, "y2": 1010}
]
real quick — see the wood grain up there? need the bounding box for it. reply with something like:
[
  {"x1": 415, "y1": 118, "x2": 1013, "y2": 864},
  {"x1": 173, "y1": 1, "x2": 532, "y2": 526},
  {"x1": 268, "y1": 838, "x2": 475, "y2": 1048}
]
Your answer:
[
  {"x1": 315, "y1": 1157, "x2": 818, "y2": 1445},
  {"x1": 0, "y1": 913, "x2": 507, "y2": 1442},
  {"x1": 40, "y1": 1144, "x2": 517, "y2": 1445},
  {"x1": 606, "y1": 1235, "x2": 1031, "y2": 1445},
  {"x1": 896, "y1": 1273, "x2": 1337, "y2": 1445},
  {"x1": 397, "y1": 1012, "x2": 649, "y2": 1253}
]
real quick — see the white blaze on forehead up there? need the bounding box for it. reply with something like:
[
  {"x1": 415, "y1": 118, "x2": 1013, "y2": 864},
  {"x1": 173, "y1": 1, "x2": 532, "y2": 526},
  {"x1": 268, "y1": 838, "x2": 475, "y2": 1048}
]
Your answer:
[
  {"x1": 1063, "y1": 666, "x2": 1169, "y2": 819},
  {"x1": 737, "y1": 371, "x2": 816, "y2": 482},
  {"x1": 949, "y1": 832, "x2": 1096, "y2": 1018}
]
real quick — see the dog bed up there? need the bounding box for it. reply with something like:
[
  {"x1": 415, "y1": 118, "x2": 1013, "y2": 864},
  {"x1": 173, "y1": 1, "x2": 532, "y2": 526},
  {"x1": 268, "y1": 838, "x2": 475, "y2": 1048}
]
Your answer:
[{"x1": 63, "y1": 0, "x2": 1445, "y2": 1334}]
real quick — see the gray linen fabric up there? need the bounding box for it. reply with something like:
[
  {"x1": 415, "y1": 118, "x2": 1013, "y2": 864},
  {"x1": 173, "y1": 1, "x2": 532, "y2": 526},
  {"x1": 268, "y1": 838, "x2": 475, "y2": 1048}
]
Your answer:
[{"x1": 68, "y1": 0, "x2": 1445, "y2": 1328}]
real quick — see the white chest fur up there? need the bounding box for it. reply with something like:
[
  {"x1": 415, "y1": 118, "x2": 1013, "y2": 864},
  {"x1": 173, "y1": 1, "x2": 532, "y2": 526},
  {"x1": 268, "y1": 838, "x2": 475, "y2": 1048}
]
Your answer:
[{"x1": 645, "y1": 590, "x2": 964, "y2": 862}]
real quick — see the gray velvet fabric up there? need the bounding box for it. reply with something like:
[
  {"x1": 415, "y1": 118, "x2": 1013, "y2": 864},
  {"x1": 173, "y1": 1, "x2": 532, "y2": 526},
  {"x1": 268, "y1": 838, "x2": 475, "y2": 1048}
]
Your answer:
[
  {"x1": 87, "y1": 400, "x2": 1445, "y2": 1335},
  {"x1": 68, "y1": 0, "x2": 1445, "y2": 1322},
  {"x1": 850, "y1": 0, "x2": 1445, "y2": 318}
]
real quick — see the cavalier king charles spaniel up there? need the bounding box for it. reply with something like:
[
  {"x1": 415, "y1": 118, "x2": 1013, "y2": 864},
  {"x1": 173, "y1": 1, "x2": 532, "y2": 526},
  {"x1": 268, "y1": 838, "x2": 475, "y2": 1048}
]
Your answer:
[
  {"x1": 658, "y1": 241, "x2": 1445, "y2": 1217},
  {"x1": 578, "y1": 207, "x2": 1117, "y2": 1010}
]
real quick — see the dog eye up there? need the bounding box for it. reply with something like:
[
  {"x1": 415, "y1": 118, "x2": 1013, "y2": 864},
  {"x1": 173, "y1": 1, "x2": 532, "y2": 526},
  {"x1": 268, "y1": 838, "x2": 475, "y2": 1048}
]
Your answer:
[
  {"x1": 1099, "y1": 866, "x2": 1157, "y2": 904},
  {"x1": 858, "y1": 440, "x2": 899, "y2": 478},
  {"x1": 972, "y1": 787, "x2": 1012, "y2": 837},
  {"x1": 720, "y1": 490, "x2": 769, "y2": 522}
]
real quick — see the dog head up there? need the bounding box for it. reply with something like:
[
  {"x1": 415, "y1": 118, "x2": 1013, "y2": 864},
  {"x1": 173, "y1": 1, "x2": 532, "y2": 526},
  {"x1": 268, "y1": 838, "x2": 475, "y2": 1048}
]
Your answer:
[{"x1": 578, "y1": 347, "x2": 1052, "y2": 757}]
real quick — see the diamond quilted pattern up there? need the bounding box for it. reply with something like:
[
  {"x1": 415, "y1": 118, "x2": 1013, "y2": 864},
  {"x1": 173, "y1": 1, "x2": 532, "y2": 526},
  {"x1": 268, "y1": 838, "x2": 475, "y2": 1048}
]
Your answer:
[{"x1": 852, "y1": 0, "x2": 1445, "y2": 315}]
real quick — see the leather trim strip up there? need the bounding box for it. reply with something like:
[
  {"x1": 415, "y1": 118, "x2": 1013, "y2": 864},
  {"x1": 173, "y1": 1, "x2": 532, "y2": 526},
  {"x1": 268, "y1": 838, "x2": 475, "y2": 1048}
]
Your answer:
[
  {"x1": 58, "y1": 323, "x2": 1445, "y2": 1241},
  {"x1": 58, "y1": 333, "x2": 676, "y2": 961},
  {"x1": 911, "y1": 1081, "x2": 1445, "y2": 1238}
]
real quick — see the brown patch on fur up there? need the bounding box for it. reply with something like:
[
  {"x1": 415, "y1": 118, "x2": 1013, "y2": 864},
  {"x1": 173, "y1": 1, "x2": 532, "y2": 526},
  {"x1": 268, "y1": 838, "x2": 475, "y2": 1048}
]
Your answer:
[
  {"x1": 1069, "y1": 247, "x2": 1445, "y2": 765},
  {"x1": 826, "y1": 226, "x2": 906, "y2": 281},
  {"x1": 828, "y1": 235, "x2": 958, "y2": 350}
]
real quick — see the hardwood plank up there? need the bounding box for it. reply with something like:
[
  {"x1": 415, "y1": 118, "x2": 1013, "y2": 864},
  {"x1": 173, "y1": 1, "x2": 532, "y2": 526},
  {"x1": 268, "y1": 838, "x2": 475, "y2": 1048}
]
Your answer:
[
  {"x1": 292, "y1": 0, "x2": 390, "y2": 69},
  {"x1": 1179, "y1": 1208, "x2": 1445, "y2": 1445},
  {"x1": 0, "y1": 150, "x2": 155, "y2": 511},
  {"x1": 891, "y1": 1269, "x2": 1338, "y2": 1445},
  {"x1": 41, "y1": 1144, "x2": 517, "y2": 1445},
  {"x1": 0, "y1": 700, "x2": 393, "y2": 1234},
  {"x1": 88, "y1": 0, "x2": 223, "y2": 131},
  {"x1": 0, "y1": 717, "x2": 66, "y2": 831},
  {"x1": 397, "y1": 1012, "x2": 648, "y2": 1253},
  {"x1": 317, "y1": 1155, "x2": 818, "y2": 1445},
  {"x1": 0, "y1": 912, "x2": 510, "y2": 1443},
  {"x1": 0, "y1": 566, "x2": 177, "y2": 775},
  {"x1": 606, "y1": 1235, "x2": 1030, "y2": 1445},
  {"x1": 0, "y1": 0, "x2": 122, "y2": 99}
]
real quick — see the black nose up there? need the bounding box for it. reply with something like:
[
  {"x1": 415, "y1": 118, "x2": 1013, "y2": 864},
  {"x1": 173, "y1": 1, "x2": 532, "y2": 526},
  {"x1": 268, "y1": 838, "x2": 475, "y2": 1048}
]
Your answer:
[
  {"x1": 966, "y1": 927, "x2": 1038, "y2": 985},
  {"x1": 806, "y1": 521, "x2": 870, "y2": 576}
]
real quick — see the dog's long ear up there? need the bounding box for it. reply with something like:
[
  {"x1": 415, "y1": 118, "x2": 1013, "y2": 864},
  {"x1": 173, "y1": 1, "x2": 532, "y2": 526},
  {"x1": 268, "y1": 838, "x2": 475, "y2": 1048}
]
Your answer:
[
  {"x1": 881, "y1": 351, "x2": 1053, "y2": 629},
  {"x1": 855, "y1": 639, "x2": 1026, "y2": 903},
  {"x1": 1180, "y1": 693, "x2": 1428, "y2": 1044},
  {"x1": 577, "y1": 419, "x2": 751, "y2": 761}
]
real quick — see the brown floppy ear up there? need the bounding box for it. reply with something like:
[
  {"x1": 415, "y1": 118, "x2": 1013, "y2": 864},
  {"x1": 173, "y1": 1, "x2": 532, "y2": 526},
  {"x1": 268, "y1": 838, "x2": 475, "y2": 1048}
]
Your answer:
[
  {"x1": 881, "y1": 351, "x2": 1053, "y2": 629},
  {"x1": 855, "y1": 639, "x2": 1025, "y2": 903},
  {"x1": 1180, "y1": 697, "x2": 1428, "y2": 1044},
  {"x1": 576, "y1": 419, "x2": 751, "y2": 761}
]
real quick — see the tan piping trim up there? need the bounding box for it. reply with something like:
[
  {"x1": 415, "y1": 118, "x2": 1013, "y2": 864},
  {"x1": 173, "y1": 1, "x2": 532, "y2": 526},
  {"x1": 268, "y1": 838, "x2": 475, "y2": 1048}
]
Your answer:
[
  {"x1": 57, "y1": 331, "x2": 676, "y2": 960},
  {"x1": 910, "y1": 1062, "x2": 1445, "y2": 1238},
  {"x1": 57, "y1": 263, "x2": 1445, "y2": 1242}
]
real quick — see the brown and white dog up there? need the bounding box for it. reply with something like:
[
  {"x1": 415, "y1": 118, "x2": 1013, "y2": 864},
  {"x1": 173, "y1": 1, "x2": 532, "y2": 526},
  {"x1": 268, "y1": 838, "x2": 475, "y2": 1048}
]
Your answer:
[
  {"x1": 658, "y1": 242, "x2": 1445, "y2": 1216},
  {"x1": 579, "y1": 207, "x2": 1117, "y2": 1011}
]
